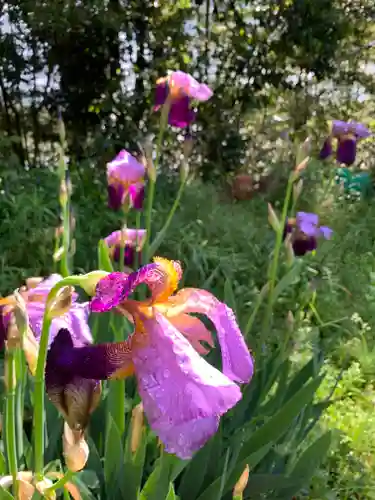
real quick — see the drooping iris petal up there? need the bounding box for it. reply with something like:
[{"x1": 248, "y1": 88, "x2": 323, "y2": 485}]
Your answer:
[
  {"x1": 45, "y1": 329, "x2": 101, "y2": 430},
  {"x1": 0, "y1": 306, "x2": 7, "y2": 350},
  {"x1": 351, "y1": 121, "x2": 371, "y2": 139},
  {"x1": 154, "y1": 79, "x2": 169, "y2": 109},
  {"x1": 292, "y1": 237, "x2": 317, "y2": 257},
  {"x1": 107, "y1": 184, "x2": 125, "y2": 211},
  {"x1": 113, "y1": 246, "x2": 138, "y2": 267},
  {"x1": 319, "y1": 226, "x2": 333, "y2": 240},
  {"x1": 319, "y1": 138, "x2": 332, "y2": 160},
  {"x1": 164, "y1": 288, "x2": 253, "y2": 384},
  {"x1": 167, "y1": 313, "x2": 214, "y2": 355},
  {"x1": 168, "y1": 97, "x2": 197, "y2": 128},
  {"x1": 129, "y1": 183, "x2": 145, "y2": 210},
  {"x1": 132, "y1": 311, "x2": 242, "y2": 459},
  {"x1": 336, "y1": 137, "x2": 356, "y2": 165}
]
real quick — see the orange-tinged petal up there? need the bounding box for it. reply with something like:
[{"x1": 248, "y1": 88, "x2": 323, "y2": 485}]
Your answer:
[{"x1": 167, "y1": 313, "x2": 214, "y2": 355}]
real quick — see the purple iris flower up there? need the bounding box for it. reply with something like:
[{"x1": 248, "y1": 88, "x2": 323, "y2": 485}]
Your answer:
[
  {"x1": 104, "y1": 228, "x2": 147, "y2": 269},
  {"x1": 319, "y1": 120, "x2": 371, "y2": 166},
  {"x1": 1, "y1": 275, "x2": 102, "y2": 430},
  {"x1": 154, "y1": 71, "x2": 213, "y2": 128},
  {"x1": 107, "y1": 150, "x2": 145, "y2": 211},
  {"x1": 58, "y1": 257, "x2": 253, "y2": 459},
  {"x1": 284, "y1": 212, "x2": 332, "y2": 256}
]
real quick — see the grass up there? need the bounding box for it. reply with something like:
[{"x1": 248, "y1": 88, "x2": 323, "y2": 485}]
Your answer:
[{"x1": 1, "y1": 163, "x2": 375, "y2": 497}]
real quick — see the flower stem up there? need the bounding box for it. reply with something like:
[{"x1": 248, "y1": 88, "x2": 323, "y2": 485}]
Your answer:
[
  {"x1": 147, "y1": 177, "x2": 187, "y2": 260},
  {"x1": 33, "y1": 314, "x2": 52, "y2": 478},
  {"x1": 261, "y1": 174, "x2": 295, "y2": 338},
  {"x1": 5, "y1": 349, "x2": 18, "y2": 497},
  {"x1": 108, "y1": 316, "x2": 126, "y2": 437},
  {"x1": 15, "y1": 348, "x2": 26, "y2": 462},
  {"x1": 135, "y1": 211, "x2": 142, "y2": 271},
  {"x1": 60, "y1": 199, "x2": 71, "y2": 278},
  {"x1": 45, "y1": 470, "x2": 74, "y2": 494},
  {"x1": 144, "y1": 100, "x2": 171, "y2": 259}
]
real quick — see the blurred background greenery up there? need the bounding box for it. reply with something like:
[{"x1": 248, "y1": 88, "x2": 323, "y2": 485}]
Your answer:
[{"x1": 2, "y1": 0, "x2": 375, "y2": 498}]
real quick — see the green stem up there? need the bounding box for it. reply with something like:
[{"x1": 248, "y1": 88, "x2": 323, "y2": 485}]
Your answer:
[
  {"x1": 119, "y1": 212, "x2": 128, "y2": 273},
  {"x1": 60, "y1": 195, "x2": 71, "y2": 278},
  {"x1": 5, "y1": 349, "x2": 18, "y2": 497},
  {"x1": 261, "y1": 174, "x2": 295, "y2": 338},
  {"x1": 135, "y1": 211, "x2": 142, "y2": 270},
  {"x1": 108, "y1": 317, "x2": 126, "y2": 436},
  {"x1": 15, "y1": 349, "x2": 25, "y2": 462},
  {"x1": 45, "y1": 470, "x2": 74, "y2": 494},
  {"x1": 32, "y1": 275, "x2": 84, "y2": 470},
  {"x1": 147, "y1": 177, "x2": 187, "y2": 260},
  {"x1": 144, "y1": 100, "x2": 171, "y2": 259},
  {"x1": 33, "y1": 315, "x2": 52, "y2": 478}
]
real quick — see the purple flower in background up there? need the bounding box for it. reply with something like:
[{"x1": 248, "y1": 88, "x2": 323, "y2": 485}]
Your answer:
[
  {"x1": 284, "y1": 212, "x2": 332, "y2": 256},
  {"x1": 155, "y1": 71, "x2": 213, "y2": 128},
  {"x1": 0, "y1": 275, "x2": 102, "y2": 430},
  {"x1": 107, "y1": 150, "x2": 145, "y2": 211},
  {"x1": 104, "y1": 228, "x2": 147, "y2": 269},
  {"x1": 319, "y1": 120, "x2": 371, "y2": 166},
  {"x1": 58, "y1": 257, "x2": 254, "y2": 459}
]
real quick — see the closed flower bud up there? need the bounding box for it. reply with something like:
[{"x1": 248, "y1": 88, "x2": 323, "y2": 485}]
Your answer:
[
  {"x1": 13, "y1": 290, "x2": 29, "y2": 338},
  {"x1": 78, "y1": 271, "x2": 110, "y2": 297},
  {"x1": 63, "y1": 423, "x2": 89, "y2": 472},
  {"x1": 47, "y1": 286, "x2": 74, "y2": 318},
  {"x1": 233, "y1": 464, "x2": 249, "y2": 498},
  {"x1": 131, "y1": 402, "x2": 144, "y2": 453},
  {"x1": 35, "y1": 477, "x2": 56, "y2": 499},
  {"x1": 26, "y1": 277, "x2": 44, "y2": 290},
  {"x1": 286, "y1": 310, "x2": 295, "y2": 332},
  {"x1": 284, "y1": 234, "x2": 295, "y2": 266},
  {"x1": 268, "y1": 203, "x2": 280, "y2": 232},
  {"x1": 293, "y1": 179, "x2": 303, "y2": 202},
  {"x1": 59, "y1": 179, "x2": 68, "y2": 207},
  {"x1": 53, "y1": 247, "x2": 64, "y2": 262}
]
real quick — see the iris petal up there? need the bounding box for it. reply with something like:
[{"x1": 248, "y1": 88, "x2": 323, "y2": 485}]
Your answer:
[
  {"x1": 165, "y1": 288, "x2": 254, "y2": 384},
  {"x1": 133, "y1": 312, "x2": 242, "y2": 459}
]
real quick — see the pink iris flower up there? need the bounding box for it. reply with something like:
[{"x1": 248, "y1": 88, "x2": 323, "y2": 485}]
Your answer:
[
  {"x1": 76, "y1": 257, "x2": 254, "y2": 459},
  {"x1": 107, "y1": 150, "x2": 145, "y2": 211},
  {"x1": 154, "y1": 71, "x2": 213, "y2": 128},
  {"x1": 104, "y1": 228, "x2": 147, "y2": 269}
]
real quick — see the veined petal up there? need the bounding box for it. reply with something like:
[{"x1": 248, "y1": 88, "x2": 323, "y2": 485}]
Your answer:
[
  {"x1": 133, "y1": 312, "x2": 242, "y2": 459},
  {"x1": 28, "y1": 301, "x2": 93, "y2": 348},
  {"x1": 45, "y1": 328, "x2": 133, "y2": 428},
  {"x1": 91, "y1": 259, "x2": 182, "y2": 312},
  {"x1": 167, "y1": 313, "x2": 214, "y2": 355},
  {"x1": 164, "y1": 289, "x2": 253, "y2": 384}
]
